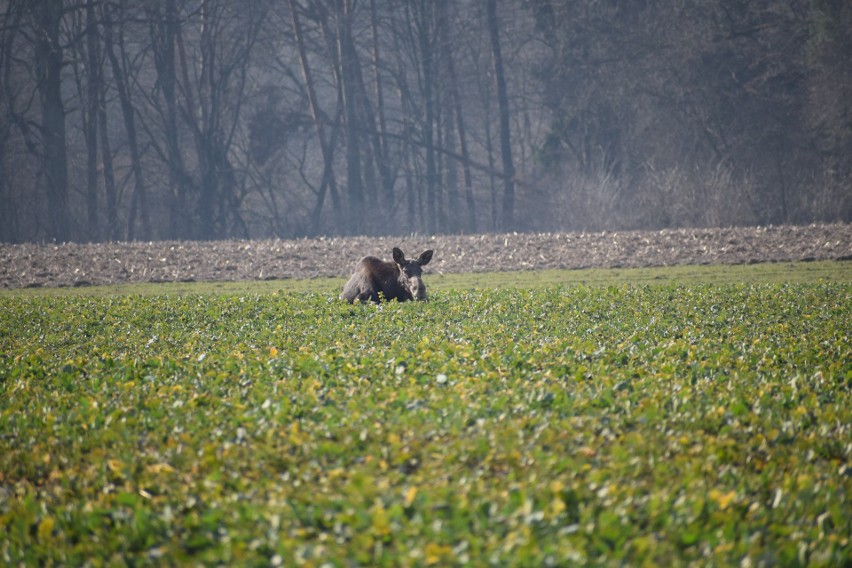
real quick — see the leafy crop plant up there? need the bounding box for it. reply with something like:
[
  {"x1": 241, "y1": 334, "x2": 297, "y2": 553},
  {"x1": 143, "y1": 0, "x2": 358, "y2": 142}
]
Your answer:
[{"x1": 1, "y1": 282, "x2": 849, "y2": 565}]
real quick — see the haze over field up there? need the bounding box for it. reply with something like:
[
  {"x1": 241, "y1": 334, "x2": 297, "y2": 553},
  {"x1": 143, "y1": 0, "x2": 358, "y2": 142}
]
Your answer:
[{"x1": 1, "y1": 1, "x2": 850, "y2": 243}]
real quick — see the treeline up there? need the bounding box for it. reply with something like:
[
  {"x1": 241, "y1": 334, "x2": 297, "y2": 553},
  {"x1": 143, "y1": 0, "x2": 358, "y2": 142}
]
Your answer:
[{"x1": 1, "y1": 0, "x2": 849, "y2": 243}]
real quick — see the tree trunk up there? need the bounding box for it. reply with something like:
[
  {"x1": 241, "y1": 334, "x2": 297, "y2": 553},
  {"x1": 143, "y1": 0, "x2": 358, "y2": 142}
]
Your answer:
[
  {"x1": 337, "y1": 0, "x2": 363, "y2": 234},
  {"x1": 84, "y1": 0, "x2": 100, "y2": 241},
  {"x1": 416, "y1": 0, "x2": 438, "y2": 233},
  {"x1": 483, "y1": 91, "x2": 498, "y2": 231},
  {"x1": 486, "y1": 0, "x2": 515, "y2": 230},
  {"x1": 369, "y1": 0, "x2": 394, "y2": 216},
  {"x1": 445, "y1": 40, "x2": 476, "y2": 232},
  {"x1": 0, "y1": 3, "x2": 25, "y2": 241},
  {"x1": 190, "y1": 0, "x2": 216, "y2": 240},
  {"x1": 0, "y1": 116, "x2": 10, "y2": 241},
  {"x1": 103, "y1": 0, "x2": 149, "y2": 240},
  {"x1": 98, "y1": 59, "x2": 118, "y2": 241},
  {"x1": 290, "y1": 0, "x2": 340, "y2": 235},
  {"x1": 34, "y1": 0, "x2": 70, "y2": 242},
  {"x1": 152, "y1": 0, "x2": 190, "y2": 239},
  {"x1": 437, "y1": 0, "x2": 473, "y2": 232}
]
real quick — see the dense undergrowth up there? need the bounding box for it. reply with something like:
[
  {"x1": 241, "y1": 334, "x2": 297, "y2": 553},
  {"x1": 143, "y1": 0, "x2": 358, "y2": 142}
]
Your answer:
[{"x1": 1, "y1": 283, "x2": 850, "y2": 565}]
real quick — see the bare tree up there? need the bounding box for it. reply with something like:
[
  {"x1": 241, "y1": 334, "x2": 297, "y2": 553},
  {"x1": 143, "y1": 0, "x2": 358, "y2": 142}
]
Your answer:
[
  {"x1": 32, "y1": 0, "x2": 70, "y2": 241},
  {"x1": 439, "y1": 1, "x2": 476, "y2": 231},
  {"x1": 289, "y1": 0, "x2": 340, "y2": 235},
  {"x1": 336, "y1": 0, "x2": 364, "y2": 232},
  {"x1": 486, "y1": 0, "x2": 515, "y2": 230},
  {"x1": 102, "y1": 0, "x2": 150, "y2": 240},
  {"x1": 0, "y1": 0, "x2": 20, "y2": 241}
]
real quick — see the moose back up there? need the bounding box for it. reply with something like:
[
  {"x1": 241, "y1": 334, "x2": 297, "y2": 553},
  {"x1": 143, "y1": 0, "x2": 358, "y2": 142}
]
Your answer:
[{"x1": 341, "y1": 247, "x2": 434, "y2": 303}]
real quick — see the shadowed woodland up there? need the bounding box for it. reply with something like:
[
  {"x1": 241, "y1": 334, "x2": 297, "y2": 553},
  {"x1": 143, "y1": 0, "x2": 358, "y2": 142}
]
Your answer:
[{"x1": 1, "y1": 0, "x2": 850, "y2": 243}]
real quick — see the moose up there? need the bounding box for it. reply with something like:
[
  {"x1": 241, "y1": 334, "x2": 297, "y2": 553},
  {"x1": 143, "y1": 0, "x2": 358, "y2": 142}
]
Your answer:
[{"x1": 341, "y1": 247, "x2": 434, "y2": 303}]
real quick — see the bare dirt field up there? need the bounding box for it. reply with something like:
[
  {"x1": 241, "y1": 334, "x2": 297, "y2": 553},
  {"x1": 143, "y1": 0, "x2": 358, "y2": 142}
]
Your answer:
[{"x1": 1, "y1": 224, "x2": 850, "y2": 289}]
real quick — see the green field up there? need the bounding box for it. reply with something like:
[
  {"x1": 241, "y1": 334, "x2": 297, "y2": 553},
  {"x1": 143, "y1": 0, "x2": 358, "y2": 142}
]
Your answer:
[{"x1": 1, "y1": 263, "x2": 850, "y2": 565}]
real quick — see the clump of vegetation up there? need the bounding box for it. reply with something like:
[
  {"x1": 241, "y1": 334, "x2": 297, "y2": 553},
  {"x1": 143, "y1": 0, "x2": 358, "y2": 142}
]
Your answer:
[{"x1": 1, "y1": 283, "x2": 849, "y2": 565}]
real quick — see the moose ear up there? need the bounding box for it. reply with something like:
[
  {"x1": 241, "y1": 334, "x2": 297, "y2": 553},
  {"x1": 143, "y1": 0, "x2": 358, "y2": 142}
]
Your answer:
[
  {"x1": 416, "y1": 250, "x2": 433, "y2": 266},
  {"x1": 392, "y1": 247, "x2": 406, "y2": 265}
]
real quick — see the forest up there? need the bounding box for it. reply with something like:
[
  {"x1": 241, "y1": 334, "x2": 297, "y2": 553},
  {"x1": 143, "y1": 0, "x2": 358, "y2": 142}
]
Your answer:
[{"x1": 1, "y1": 0, "x2": 850, "y2": 243}]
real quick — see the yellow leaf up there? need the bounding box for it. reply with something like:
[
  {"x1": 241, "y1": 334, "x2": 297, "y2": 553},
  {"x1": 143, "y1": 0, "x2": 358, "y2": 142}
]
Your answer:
[
  {"x1": 715, "y1": 542, "x2": 735, "y2": 554},
  {"x1": 146, "y1": 463, "x2": 176, "y2": 474},
  {"x1": 709, "y1": 489, "x2": 737, "y2": 510},
  {"x1": 107, "y1": 459, "x2": 124, "y2": 474},
  {"x1": 37, "y1": 517, "x2": 55, "y2": 540},
  {"x1": 288, "y1": 422, "x2": 303, "y2": 446},
  {"x1": 327, "y1": 468, "x2": 345, "y2": 481},
  {"x1": 404, "y1": 486, "x2": 417, "y2": 507},
  {"x1": 551, "y1": 496, "x2": 566, "y2": 516},
  {"x1": 424, "y1": 542, "x2": 451, "y2": 565},
  {"x1": 371, "y1": 503, "x2": 391, "y2": 537}
]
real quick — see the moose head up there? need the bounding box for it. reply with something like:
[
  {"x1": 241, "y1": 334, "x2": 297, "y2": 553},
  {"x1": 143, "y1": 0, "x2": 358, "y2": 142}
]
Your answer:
[
  {"x1": 392, "y1": 247, "x2": 433, "y2": 301},
  {"x1": 341, "y1": 247, "x2": 434, "y2": 303}
]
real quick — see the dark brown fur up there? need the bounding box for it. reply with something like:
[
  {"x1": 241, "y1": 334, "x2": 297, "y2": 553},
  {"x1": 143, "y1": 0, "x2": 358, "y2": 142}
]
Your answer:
[{"x1": 341, "y1": 247, "x2": 434, "y2": 303}]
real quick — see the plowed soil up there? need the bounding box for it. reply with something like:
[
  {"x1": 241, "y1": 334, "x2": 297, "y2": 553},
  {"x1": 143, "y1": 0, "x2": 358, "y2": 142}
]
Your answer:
[{"x1": 1, "y1": 224, "x2": 849, "y2": 289}]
